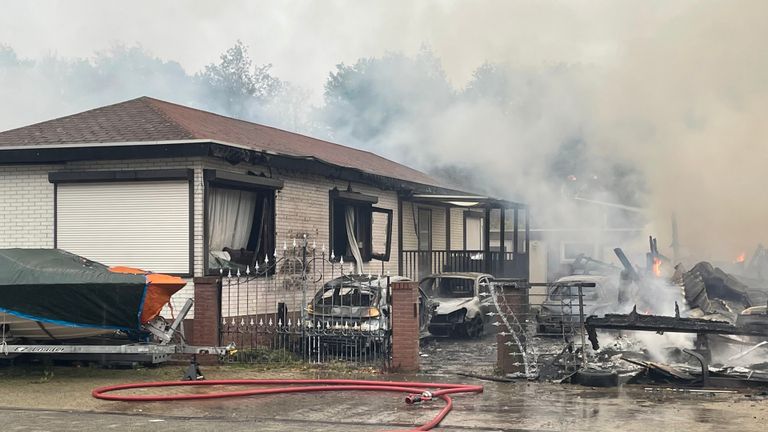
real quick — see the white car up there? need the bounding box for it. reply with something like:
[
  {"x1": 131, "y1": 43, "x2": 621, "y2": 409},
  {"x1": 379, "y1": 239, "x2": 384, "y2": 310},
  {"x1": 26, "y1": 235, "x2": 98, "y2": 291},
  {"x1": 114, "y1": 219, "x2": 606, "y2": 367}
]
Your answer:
[{"x1": 420, "y1": 272, "x2": 495, "y2": 338}]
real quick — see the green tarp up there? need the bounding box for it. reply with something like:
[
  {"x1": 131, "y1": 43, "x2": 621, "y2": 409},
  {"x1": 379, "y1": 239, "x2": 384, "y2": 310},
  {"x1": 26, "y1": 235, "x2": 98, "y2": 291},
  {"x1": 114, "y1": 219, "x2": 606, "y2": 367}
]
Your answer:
[{"x1": 0, "y1": 249, "x2": 148, "y2": 330}]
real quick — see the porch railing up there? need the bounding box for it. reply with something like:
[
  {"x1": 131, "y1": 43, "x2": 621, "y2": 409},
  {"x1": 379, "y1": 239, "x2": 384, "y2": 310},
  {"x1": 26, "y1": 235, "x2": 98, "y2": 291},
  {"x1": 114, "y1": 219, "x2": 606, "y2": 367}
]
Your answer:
[{"x1": 400, "y1": 250, "x2": 528, "y2": 280}]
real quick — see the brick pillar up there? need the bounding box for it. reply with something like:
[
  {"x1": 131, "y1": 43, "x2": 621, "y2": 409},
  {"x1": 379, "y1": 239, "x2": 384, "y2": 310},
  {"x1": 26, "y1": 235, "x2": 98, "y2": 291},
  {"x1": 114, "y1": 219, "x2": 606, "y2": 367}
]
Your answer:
[
  {"x1": 391, "y1": 281, "x2": 419, "y2": 372},
  {"x1": 191, "y1": 276, "x2": 221, "y2": 347},
  {"x1": 496, "y1": 283, "x2": 529, "y2": 375}
]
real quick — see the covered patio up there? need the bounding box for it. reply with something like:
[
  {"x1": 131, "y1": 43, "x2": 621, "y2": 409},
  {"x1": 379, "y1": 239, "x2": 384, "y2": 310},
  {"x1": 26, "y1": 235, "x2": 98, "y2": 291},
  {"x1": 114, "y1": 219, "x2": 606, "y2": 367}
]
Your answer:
[{"x1": 398, "y1": 193, "x2": 529, "y2": 281}]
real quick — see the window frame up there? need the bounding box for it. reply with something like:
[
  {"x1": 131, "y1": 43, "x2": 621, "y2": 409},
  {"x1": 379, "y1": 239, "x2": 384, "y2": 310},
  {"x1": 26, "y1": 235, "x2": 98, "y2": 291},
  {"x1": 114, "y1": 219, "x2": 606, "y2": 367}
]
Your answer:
[
  {"x1": 371, "y1": 207, "x2": 393, "y2": 261},
  {"x1": 462, "y1": 210, "x2": 484, "y2": 251},
  {"x1": 203, "y1": 169, "x2": 282, "y2": 276},
  {"x1": 328, "y1": 188, "x2": 392, "y2": 263},
  {"x1": 417, "y1": 207, "x2": 432, "y2": 252}
]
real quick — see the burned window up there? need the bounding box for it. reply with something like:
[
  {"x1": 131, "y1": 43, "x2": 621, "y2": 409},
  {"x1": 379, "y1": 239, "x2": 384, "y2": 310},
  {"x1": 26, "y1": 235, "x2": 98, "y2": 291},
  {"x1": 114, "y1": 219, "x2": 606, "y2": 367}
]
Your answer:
[
  {"x1": 329, "y1": 188, "x2": 392, "y2": 263},
  {"x1": 204, "y1": 169, "x2": 281, "y2": 275},
  {"x1": 371, "y1": 207, "x2": 393, "y2": 261}
]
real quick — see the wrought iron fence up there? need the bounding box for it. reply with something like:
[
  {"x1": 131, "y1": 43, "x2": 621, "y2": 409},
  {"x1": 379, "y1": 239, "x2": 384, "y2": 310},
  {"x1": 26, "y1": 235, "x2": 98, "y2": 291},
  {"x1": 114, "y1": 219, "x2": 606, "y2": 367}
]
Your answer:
[{"x1": 218, "y1": 235, "x2": 392, "y2": 368}]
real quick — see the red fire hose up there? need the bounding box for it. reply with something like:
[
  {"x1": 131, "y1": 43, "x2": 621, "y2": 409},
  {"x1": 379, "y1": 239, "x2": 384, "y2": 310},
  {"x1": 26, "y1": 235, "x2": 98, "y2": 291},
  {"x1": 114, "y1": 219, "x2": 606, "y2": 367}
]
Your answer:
[{"x1": 92, "y1": 378, "x2": 483, "y2": 431}]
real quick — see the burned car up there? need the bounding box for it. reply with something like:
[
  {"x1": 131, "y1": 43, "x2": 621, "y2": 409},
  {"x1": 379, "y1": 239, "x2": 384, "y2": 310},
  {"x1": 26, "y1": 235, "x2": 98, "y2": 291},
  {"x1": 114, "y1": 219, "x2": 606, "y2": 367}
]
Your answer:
[
  {"x1": 305, "y1": 274, "x2": 435, "y2": 346},
  {"x1": 536, "y1": 275, "x2": 618, "y2": 335},
  {"x1": 420, "y1": 272, "x2": 495, "y2": 338}
]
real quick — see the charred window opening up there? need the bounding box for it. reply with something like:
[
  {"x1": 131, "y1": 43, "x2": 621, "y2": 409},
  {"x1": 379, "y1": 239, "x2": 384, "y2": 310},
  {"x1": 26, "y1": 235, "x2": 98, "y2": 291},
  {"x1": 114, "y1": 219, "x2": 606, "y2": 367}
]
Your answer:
[
  {"x1": 204, "y1": 170, "x2": 281, "y2": 275},
  {"x1": 329, "y1": 188, "x2": 392, "y2": 263}
]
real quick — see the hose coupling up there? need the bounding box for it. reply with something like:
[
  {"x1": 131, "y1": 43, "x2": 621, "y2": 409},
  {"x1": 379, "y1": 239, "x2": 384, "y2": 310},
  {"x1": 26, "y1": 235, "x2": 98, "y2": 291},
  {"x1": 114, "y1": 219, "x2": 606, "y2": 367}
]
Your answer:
[{"x1": 405, "y1": 394, "x2": 422, "y2": 404}]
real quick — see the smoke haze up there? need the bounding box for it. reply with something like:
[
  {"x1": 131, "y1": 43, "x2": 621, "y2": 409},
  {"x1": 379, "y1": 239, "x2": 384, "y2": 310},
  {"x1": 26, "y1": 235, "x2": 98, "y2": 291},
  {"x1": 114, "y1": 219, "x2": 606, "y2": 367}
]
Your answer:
[{"x1": 1, "y1": 0, "x2": 766, "y2": 262}]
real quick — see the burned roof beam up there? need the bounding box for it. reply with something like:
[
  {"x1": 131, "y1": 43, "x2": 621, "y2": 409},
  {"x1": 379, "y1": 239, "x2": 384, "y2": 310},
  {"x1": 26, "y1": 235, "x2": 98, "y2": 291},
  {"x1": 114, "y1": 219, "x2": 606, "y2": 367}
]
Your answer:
[{"x1": 585, "y1": 308, "x2": 768, "y2": 350}]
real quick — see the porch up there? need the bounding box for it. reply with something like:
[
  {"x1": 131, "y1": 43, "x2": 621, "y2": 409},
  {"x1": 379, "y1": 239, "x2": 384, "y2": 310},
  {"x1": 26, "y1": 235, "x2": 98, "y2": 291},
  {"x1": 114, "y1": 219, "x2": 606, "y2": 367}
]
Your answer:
[{"x1": 398, "y1": 193, "x2": 529, "y2": 281}]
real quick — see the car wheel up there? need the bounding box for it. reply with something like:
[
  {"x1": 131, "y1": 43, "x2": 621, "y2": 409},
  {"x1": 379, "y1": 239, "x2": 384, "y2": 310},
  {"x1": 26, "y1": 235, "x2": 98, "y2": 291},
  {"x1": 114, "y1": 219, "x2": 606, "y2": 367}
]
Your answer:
[{"x1": 464, "y1": 316, "x2": 483, "y2": 339}]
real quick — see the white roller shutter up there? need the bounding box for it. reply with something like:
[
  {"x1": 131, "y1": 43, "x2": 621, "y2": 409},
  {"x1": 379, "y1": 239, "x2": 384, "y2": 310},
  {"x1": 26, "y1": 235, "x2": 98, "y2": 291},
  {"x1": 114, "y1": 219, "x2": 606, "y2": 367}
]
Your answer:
[{"x1": 57, "y1": 181, "x2": 190, "y2": 274}]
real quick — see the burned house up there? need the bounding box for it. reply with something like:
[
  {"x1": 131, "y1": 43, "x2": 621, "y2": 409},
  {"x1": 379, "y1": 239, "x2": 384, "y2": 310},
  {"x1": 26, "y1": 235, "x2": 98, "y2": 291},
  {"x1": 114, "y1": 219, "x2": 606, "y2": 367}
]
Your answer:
[{"x1": 0, "y1": 97, "x2": 529, "y2": 318}]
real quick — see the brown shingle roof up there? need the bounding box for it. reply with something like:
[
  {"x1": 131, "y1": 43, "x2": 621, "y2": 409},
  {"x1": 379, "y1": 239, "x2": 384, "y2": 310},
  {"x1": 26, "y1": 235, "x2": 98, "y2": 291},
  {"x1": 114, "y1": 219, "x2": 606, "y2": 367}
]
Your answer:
[{"x1": 0, "y1": 97, "x2": 443, "y2": 188}]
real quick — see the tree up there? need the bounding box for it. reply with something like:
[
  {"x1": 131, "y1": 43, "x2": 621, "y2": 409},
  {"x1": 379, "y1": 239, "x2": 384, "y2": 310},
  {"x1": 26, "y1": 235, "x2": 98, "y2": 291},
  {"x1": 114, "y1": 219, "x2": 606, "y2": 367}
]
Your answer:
[
  {"x1": 321, "y1": 48, "x2": 454, "y2": 147},
  {"x1": 198, "y1": 40, "x2": 281, "y2": 118}
]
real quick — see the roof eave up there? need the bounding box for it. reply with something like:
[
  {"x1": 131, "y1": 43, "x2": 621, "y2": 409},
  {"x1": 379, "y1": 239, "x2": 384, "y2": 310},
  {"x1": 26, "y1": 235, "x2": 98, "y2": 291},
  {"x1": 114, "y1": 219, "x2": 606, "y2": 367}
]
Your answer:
[{"x1": 0, "y1": 139, "x2": 464, "y2": 195}]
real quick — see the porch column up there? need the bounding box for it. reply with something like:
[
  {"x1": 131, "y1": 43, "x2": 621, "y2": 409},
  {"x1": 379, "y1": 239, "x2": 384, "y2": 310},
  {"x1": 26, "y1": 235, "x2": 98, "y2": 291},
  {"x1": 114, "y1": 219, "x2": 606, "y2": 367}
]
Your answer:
[
  {"x1": 483, "y1": 207, "x2": 491, "y2": 274},
  {"x1": 499, "y1": 207, "x2": 506, "y2": 272},
  {"x1": 513, "y1": 208, "x2": 519, "y2": 256}
]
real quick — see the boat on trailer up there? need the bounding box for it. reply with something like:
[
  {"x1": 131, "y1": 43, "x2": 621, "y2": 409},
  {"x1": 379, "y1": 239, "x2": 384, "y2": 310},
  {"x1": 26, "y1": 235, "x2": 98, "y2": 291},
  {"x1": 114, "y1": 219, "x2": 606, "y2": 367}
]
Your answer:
[{"x1": 0, "y1": 249, "x2": 185, "y2": 342}]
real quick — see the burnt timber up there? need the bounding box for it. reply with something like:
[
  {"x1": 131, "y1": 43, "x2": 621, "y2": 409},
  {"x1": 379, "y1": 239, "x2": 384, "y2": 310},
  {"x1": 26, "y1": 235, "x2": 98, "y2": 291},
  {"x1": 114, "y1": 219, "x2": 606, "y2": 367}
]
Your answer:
[{"x1": 585, "y1": 307, "x2": 768, "y2": 350}]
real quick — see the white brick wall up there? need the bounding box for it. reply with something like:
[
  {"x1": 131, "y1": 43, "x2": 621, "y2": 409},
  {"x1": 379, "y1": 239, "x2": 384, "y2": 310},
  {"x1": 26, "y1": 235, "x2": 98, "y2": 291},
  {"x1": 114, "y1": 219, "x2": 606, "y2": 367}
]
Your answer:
[{"x1": 0, "y1": 165, "x2": 56, "y2": 248}]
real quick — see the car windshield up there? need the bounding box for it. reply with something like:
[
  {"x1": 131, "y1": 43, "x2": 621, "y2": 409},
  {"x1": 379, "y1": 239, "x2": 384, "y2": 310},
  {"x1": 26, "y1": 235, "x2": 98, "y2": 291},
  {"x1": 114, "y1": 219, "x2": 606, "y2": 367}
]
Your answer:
[
  {"x1": 315, "y1": 285, "x2": 376, "y2": 306},
  {"x1": 423, "y1": 277, "x2": 475, "y2": 299},
  {"x1": 549, "y1": 284, "x2": 599, "y2": 301}
]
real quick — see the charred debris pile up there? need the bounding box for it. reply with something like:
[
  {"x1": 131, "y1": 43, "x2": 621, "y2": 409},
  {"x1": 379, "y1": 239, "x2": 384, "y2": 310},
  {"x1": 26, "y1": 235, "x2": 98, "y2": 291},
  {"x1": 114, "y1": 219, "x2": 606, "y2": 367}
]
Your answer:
[{"x1": 540, "y1": 240, "x2": 768, "y2": 389}]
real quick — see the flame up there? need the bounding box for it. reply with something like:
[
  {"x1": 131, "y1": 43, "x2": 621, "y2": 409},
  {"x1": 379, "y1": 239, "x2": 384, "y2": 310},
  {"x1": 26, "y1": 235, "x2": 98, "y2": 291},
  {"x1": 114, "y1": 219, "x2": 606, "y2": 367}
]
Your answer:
[
  {"x1": 736, "y1": 252, "x2": 746, "y2": 263},
  {"x1": 652, "y1": 257, "x2": 662, "y2": 277}
]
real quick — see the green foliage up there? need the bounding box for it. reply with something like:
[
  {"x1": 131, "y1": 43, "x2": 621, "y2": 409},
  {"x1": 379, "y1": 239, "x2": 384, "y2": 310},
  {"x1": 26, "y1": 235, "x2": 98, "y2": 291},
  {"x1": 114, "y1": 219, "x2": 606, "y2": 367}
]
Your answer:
[
  {"x1": 197, "y1": 40, "x2": 282, "y2": 118},
  {"x1": 322, "y1": 48, "x2": 454, "y2": 144}
]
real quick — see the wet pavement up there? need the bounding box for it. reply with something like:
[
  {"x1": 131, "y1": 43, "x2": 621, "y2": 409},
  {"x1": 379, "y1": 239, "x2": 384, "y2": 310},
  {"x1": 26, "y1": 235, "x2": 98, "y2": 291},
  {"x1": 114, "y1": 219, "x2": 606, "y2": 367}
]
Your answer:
[
  {"x1": 3, "y1": 372, "x2": 767, "y2": 431},
  {"x1": 1, "y1": 336, "x2": 768, "y2": 431},
  {"x1": 420, "y1": 333, "x2": 498, "y2": 377}
]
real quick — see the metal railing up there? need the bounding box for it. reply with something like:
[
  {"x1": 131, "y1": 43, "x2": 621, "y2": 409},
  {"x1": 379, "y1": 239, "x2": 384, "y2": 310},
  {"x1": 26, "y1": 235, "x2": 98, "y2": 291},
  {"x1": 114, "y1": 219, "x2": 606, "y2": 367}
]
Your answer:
[
  {"x1": 401, "y1": 249, "x2": 526, "y2": 280},
  {"x1": 217, "y1": 236, "x2": 392, "y2": 368}
]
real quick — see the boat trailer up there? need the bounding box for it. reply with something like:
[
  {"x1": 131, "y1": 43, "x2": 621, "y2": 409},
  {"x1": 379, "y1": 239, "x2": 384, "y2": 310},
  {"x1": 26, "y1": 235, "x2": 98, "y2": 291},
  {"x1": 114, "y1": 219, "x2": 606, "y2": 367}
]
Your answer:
[{"x1": 1, "y1": 299, "x2": 235, "y2": 364}]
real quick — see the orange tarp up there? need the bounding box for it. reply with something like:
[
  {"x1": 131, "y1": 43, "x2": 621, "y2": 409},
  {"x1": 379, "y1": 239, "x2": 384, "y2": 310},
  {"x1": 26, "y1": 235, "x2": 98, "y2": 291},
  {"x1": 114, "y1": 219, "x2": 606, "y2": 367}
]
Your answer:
[{"x1": 109, "y1": 267, "x2": 186, "y2": 323}]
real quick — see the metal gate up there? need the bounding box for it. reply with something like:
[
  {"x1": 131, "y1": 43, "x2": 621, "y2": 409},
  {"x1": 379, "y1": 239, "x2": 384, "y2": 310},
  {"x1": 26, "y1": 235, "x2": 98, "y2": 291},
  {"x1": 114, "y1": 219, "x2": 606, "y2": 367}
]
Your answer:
[
  {"x1": 218, "y1": 236, "x2": 392, "y2": 368},
  {"x1": 489, "y1": 280, "x2": 590, "y2": 379}
]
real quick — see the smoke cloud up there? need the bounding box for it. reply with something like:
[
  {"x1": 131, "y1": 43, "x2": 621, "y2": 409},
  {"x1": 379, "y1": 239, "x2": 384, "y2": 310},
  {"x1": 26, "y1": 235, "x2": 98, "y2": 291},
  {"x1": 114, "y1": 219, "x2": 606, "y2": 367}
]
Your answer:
[
  {"x1": 1, "y1": 0, "x2": 766, "y2": 262},
  {"x1": 591, "y1": 1, "x2": 768, "y2": 262}
]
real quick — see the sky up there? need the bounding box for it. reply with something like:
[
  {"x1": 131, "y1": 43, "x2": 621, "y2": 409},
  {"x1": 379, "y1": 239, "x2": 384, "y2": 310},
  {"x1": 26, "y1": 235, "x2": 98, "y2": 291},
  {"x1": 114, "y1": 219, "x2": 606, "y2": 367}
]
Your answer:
[
  {"x1": 2, "y1": 0, "x2": 767, "y2": 262},
  {"x1": 0, "y1": 0, "x2": 685, "y2": 98}
]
